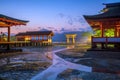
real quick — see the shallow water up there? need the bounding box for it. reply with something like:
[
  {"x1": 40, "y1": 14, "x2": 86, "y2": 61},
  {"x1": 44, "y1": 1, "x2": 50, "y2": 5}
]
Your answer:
[
  {"x1": 0, "y1": 45, "x2": 67, "y2": 80},
  {"x1": 0, "y1": 45, "x2": 66, "y2": 66},
  {"x1": 31, "y1": 48, "x2": 92, "y2": 80},
  {"x1": 0, "y1": 45, "x2": 120, "y2": 80}
]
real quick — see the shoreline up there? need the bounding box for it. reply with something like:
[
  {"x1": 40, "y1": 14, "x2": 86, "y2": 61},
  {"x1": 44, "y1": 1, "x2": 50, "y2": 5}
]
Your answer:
[
  {"x1": 0, "y1": 45, "x2": 120, "y2": 80},
  {"x1": 0, "y1": 51, "x2": 52, "y2": 80},
  {"x1": 0, "y1": 45, "x2": 66, "y2": 80},
  {"x1": 55, "y1": 47, "x2": 120, "y2": 80}
]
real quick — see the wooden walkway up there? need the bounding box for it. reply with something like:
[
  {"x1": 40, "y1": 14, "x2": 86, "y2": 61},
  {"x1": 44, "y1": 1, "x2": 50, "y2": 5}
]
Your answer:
[{"x1": 0, "y1": 41, "x2": 52, "y2": 48}]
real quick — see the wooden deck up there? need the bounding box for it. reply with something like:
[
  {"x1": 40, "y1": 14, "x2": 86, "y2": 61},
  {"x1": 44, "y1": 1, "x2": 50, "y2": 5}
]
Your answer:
[
  {"x1": 0, "y1": 41, "x2": 30, "y2": 44},
  {"x1": 0, "y1": 41, "x2": 52, "y2": 48}
]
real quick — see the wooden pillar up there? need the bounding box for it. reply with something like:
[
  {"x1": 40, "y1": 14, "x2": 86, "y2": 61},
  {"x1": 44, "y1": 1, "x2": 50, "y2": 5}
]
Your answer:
[
  {"x1": 115, "y1": 26, "x2": 117, "y2": 37},
  {"x1": 8, "y1": 27, "x2": 10, "y2": 42},
  {"x1": 100, "y1": 23, "x2": 104, "y2": 37},
  {"x1": 100, "y1": 23, "x2": 104, "y2": 49},
  {"x1": 91, "y1": 36, "x2": 97, "y2": 48},
  {"x1": 72, "y1": 36, "x2": 75, "y2": 43},
  {"x1": 47, "y1": 36, "x2": 49, "y2": 45},
  {"x1": 7, "y1": 27, "x2": 10, "y2": 50},
  {"x1": 49, "y1": 35, "x2": 52, "y2": 44},
  {"x1": 67, "y1": 37, "x2": 69, "y2": 43},
  {"x1": 119, "y1": 29, "x2": 120, "y2": 37},
  {"x1": 117, "y1": 28, "x2": 120, "y2": 37},
  {"x1": 42, "y1": 35, "x2": 44, "y2": 46},
  {"x1": 114, "y1": 26, "x2": 118, "y2": 48}
]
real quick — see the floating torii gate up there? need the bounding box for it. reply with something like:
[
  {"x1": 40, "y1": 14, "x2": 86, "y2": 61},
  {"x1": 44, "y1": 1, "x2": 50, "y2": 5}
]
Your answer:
[
  {"x1": 66, "y1": 34, "x2": 77, "y2": 44},
  {"x1": 0, "y1": 14, "x2": 29, "y2": 50}
]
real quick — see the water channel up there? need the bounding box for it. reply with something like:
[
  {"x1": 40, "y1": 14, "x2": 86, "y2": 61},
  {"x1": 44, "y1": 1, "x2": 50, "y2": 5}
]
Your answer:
[{"x1": 31, "y1": 48, "x2": 92, "y2": 80}]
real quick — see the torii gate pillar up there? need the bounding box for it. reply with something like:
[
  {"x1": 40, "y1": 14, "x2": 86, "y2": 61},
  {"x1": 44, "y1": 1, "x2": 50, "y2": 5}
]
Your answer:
[{"x1": 66, "y1": 34, "x2": 77, "y2": 44}]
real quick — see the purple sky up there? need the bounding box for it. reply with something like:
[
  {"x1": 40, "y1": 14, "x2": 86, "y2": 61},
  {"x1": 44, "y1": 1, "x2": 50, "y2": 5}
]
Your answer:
[{"x1": 0, "y1": 0, "x2": 120, "y2": 34}]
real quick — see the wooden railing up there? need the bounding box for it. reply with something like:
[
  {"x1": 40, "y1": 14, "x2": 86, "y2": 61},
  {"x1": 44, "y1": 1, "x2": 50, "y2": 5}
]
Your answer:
[
  {"x1": 0, "y1": 41, "x2": 30, "y2": 44},
  {"x1": 92, "y1": 37, "x2": 120, "y2": 43}
]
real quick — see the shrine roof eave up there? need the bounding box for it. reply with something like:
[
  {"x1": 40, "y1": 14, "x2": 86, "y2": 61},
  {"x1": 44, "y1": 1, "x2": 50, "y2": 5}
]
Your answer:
[
  {"x1": 83, "y1": 15, "x2": 120, "y2": 21},
  {"x1": 0, "y1": 14, "x2": 29, "y2": 24},
  {"x1": 16, "y1": 31, "x2": 54, "y2": 36},
  {"x1": 103, "y1": 2, "x2": 120, "y2": 8},
  {"x1": 0, "y1": 25, "x2": 10, "y2": 27},
  {"x1": 84, "y1": 2, "x2": 120, "y2": 21}
]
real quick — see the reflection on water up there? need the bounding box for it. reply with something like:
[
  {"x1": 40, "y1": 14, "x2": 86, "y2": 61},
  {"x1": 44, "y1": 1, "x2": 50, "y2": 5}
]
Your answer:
[
  {"x1": 45, "y1": 45, "x2": 75, "y2": 60},
  {"x1": 67, "y1": 45, "x2": 75, "y2": 49},
  {"x1": 31, "y1": 48, "x2": 92, "y2": 80},
  {"x1": 0, "y1": 45, "x2": 91, "y2": 80},
  {"x1": 0, "y1": 46, "x2": 66, "y2": 66},
  {"x1": 0, "y1": 45, "x2": 68, "y2": 80}
]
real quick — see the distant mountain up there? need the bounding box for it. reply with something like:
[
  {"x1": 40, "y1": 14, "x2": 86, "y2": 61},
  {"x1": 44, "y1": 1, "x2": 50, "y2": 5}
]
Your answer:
[{"x1": 52, "y1": 31, "x2": 89, "y2": 43}]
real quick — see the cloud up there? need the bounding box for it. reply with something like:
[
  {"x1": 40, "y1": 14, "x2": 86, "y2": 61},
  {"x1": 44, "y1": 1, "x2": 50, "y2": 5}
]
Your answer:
[
  {"x1": 58, "y1": 13, "x2": 65, "y2": 18},
  {"x1": 58, "y1": 13, "x2": 74, "y2": 25},
  {"x1": 60, "y1": 28, "x2": 65, "y2": 31},
  {"x1": 79, "y1": 28, "x2": 85, "y2": 31},
  {"x1": 73, "y1": 16, "x2": 86, "y2": 24},
  {"x1": 78, "y1": 18, "x2": 85, "y2": 23},
  {"x1": 57, "y1": 13, "x2": 90, "y2": 32},
  {"x1": 67, "y1": 16, "x2": 73, "y2": 25},
  {"x1": 47, "y1": 27, "x2": 55, "y2": 29},
  {"x1": 38, "y1": 27, "x2": 41, "y2": 29}
]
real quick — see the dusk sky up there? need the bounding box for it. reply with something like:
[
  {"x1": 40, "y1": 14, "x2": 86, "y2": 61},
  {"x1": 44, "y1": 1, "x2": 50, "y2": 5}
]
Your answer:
[{"x1": 0, "y1": 0, "x2": 120, "y2": 34}]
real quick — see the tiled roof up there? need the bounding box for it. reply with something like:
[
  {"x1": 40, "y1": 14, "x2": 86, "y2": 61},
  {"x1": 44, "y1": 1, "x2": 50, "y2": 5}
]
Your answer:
[
  {"x1": 0, "y1": 14, "x2": 29, "y2": 23},
  {"x1": 16, "y1": 31, "x2": 54, "y2": 36},
  {"x1": 104, "y1": 2, "x2": 120, "y2": 8},
  {"x1": 84, "y1": 2, "x2": 120, "y2": 20}
]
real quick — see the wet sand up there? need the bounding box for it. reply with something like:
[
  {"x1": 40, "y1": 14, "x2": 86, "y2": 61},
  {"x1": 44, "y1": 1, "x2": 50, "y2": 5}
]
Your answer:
[
  {"x1": 56, "y1": 45, "x2": 120, "y2": 80},
  {"x1": 0, "y1": 46, "x2": 65, "y2": 80},
  {"x1": 0, "y1": 52, "x2": 51, "y2": 80},
  {"x1": 1, "y1": 45, "x2": 120, "y2": 80}
]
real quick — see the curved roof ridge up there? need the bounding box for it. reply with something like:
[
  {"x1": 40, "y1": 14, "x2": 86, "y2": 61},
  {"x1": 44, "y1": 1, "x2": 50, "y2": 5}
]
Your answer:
[
  {"x1": 83, "y1": 2, "x2": 120, "y2": 20},
  {"x1": 0, "y1": 14, "x2": 29, "y2": 23}
]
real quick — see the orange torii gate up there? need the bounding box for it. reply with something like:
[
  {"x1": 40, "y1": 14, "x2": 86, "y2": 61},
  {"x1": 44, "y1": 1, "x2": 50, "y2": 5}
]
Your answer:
[{"x1": 66, "y1": 34, "x2": 77, "y2": 44}]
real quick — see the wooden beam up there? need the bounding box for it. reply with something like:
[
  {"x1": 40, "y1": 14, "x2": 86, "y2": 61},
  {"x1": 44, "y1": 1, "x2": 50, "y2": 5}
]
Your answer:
[
  {"x1": 86, "y1": 18, "x2": 120, "y2": 22},
  {"x1": 0, "y1": 18, "x2": 26, "y2": 25}
]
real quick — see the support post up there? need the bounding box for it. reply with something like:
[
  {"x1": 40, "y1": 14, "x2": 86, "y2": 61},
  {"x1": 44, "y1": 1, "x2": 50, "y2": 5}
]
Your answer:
[
  {"x1": 67, "y1": 37, "x2": 69, "y2": 44},
  {"x1": 72, "y1": 36, "x2": 75, "y2": 43},
  {"x1": 100, "y1": 23, "x2": 105, "y2": 49},
  {"x1": 115, "y1": 26, "x2": 117, "y2": 37},
  {"x1": 119, "y1": 29, "x2": 120, "y2": 37},
  {"x1": 100, "y1": 24, "x2": 104, "y2": 37},
  {"x1": 7, "y1": 27, "x2": 10, "y2": 50}
]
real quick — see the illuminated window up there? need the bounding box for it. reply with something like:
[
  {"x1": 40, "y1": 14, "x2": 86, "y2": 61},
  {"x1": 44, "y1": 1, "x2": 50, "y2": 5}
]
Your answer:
[
  {"x1": 104, "y1": 29, "x2": 114, "y2": 37},
  {"x1": 93, "y1": 30, "x2": 101, "y2": 37},
  {"x1": 39, "y1": 36, "x2": 42, "y2": 40},
  {"x1": 44, "y1": 36, "x2": 47, "y2": 40},
  {"x1": 36, "y1": 36, "x2": 39, "y2": 40},
  {"x1": 31, "y1": 36, "x2": 36, "y2": 40}
]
